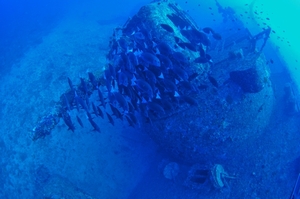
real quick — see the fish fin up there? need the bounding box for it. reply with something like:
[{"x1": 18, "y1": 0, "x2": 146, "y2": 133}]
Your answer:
[{"x1": 158, "y1": 73, "x2": 164, "y2": 79}]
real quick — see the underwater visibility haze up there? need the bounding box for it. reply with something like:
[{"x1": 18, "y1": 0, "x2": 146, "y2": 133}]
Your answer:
[{"x1": 0, "y1": 0, "x2": 300, "y2": 198}]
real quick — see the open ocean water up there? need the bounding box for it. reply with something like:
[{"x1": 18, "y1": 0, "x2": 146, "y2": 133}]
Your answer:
[{"x1": 0, "y1": 0, "x2": 300, "y2": 198}]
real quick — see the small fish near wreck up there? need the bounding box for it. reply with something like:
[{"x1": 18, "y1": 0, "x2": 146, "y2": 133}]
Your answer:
[
  {"x1": 160, "y1": 24, "x2": 174, "y2": 33},
  {"x1": 32, "y1": 2, "x2": 275, "y2": 195}
]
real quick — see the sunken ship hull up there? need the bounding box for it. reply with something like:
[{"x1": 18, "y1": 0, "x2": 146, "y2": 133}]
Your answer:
[
  {"x1": 33, "y1": 1, "x2": 274, "y2": 165},
  {"x1": 119, "y1": 1, "x2": 274, "y2": 164}
]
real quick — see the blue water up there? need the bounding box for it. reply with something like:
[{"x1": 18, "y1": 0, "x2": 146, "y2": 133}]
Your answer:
[
  {"x1": 0, "y1": 0, "x2": 300, "y2": 198},
  {"x1": 0, "y1": 0, "x2": 69, "y2": 77}
]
